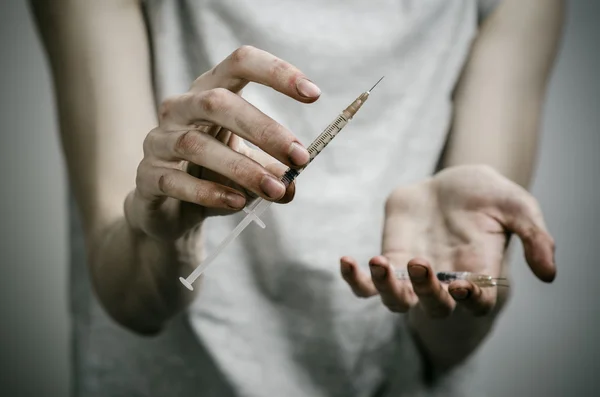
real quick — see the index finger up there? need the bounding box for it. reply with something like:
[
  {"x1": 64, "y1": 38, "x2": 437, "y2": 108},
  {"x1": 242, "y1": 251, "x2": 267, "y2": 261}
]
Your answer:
[{"x1": 191, "y1": 46, "x2": 321, "y2": 103}]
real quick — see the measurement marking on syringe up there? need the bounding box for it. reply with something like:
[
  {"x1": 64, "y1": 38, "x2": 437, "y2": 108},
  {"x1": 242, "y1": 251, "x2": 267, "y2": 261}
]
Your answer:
[{"x1": 177, "y1": 78, "x2": 383, "y2": 291}]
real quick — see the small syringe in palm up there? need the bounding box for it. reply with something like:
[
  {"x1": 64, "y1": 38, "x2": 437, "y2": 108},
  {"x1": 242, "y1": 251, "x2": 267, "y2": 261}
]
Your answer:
[
  {"x1": 393, "y1": 270, "x2": 508, "y2": 288},
  {"x1": 179, "y1": 77, "x2": 385, "y2": 290}
]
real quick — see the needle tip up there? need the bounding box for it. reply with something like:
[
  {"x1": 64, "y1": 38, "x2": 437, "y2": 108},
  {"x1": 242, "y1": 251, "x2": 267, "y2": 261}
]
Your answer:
[{"x1": 368, "y1": 76, "x2": 385, "y2": 93}]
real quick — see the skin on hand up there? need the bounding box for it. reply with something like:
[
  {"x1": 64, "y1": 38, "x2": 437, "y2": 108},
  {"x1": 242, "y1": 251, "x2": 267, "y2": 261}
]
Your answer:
[
  {"x1": 339, "y1": 165, "x2": 556, "y2": 368},
  {"x1": 33, "y1": 0, "x2": 324, "y2": 334},
  {"x1": 341, "y1": 165, "x2": 555, "y2": 314},
  {"x1": 114, "y1": 46, "x2": 325, "y2": 330},
  {"x1": 338, "y1": 0, "x2": 563, "y2": 369},
  {"x1": 128, "y1": 46, "x2": 320, "y2": 242}
]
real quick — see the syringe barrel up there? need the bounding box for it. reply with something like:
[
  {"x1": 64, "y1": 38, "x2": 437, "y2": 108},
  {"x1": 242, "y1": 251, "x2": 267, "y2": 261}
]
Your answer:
[
  {"x1": 278, "y1": 91, "x2": 371, "y2": 187},
  {"x1": 279, "y1": 114, "x2": 347, "y2": 185},
  {"x1": 180, "y1": 86, "x2": 376, "y2": 290}
]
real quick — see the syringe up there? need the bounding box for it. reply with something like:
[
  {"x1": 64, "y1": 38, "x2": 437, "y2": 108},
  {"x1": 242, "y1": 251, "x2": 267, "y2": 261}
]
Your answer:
[
  {"x1": 393, "y1": 270, "x2": 509, "y2": 288},
  {"x1": 179, "y1": 77, "x2": 385, "y2": 290}
]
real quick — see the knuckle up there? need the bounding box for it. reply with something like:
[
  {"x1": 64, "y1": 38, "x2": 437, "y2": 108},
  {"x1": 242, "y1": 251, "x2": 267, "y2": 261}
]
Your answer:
[
  {"x1": 255, "y1": 120, "x2": 282, "y2": 148},
  {"x1": 230, "y1": 45, "x2": 255, "y2": 64},
  {"x1": 135, "y1": 173, "x2": 145, "y2": 192},
  {"x1": 228, "y1": 157, "x2": 252, "y2": 181},
  {"x1": 135, "y1": 159, "x2": 156, "y2": 188},
  {"x1": 228, "y1": 157, "x2": 244, "y2": 176},
  {"x1": 136, "y1": 159, "x2": 150, "y2": 177},
  {"x1": 267, "y1": 59, "x2": 291, "y2": 79},
  {"x1": 135, "y1": 162, "x2": 147, "y2": 189},
  {"x1": 158, "y1": 96, "x2": 178, "y2": 122},
  {"x1": 198, "y1": 88, "x2": 228, "y2": 114},
  {"x1": 174, "y1": 130, "x2": 205, "y2": 157},
  {"x1": 142, "y1": 128, "x2": 160, "y2": 156}
]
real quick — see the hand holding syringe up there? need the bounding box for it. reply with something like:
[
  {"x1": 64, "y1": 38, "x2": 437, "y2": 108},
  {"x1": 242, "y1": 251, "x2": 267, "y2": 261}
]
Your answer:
[{"x1": 179, "y1": 77, "x2": 384, "y2": 290}]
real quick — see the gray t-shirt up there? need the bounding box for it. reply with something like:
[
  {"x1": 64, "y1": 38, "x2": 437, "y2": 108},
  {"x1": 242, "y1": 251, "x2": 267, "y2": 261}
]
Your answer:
[{"x1": 70, "y1": 1, "x2": 500, "y2": 396}]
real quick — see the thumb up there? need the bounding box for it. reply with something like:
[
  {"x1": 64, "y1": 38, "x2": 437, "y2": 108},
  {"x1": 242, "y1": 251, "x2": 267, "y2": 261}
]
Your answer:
[
  {"x1": 264, "y1": 162, "x2": 296, "y2": 204},
  {"x1": 496, "y1": 190, "x2": 556, "y2": 282}
]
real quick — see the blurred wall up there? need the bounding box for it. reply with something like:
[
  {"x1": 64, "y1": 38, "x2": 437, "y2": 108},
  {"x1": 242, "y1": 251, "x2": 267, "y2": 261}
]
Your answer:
[
  {"x1": 472, "y1": 2, "x2": 600, "y2": 395},
  {"x1": 0, "y1": 1, "x2": 597, "y2": 396},
  {"x1": 0, "y1": 1, "x2": 69, "y2": 396}
]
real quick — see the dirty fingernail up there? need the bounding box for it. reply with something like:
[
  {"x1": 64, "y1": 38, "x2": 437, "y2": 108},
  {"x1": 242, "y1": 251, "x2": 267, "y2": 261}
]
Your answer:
[
  {"x1": 296, "y1": 78, "x2": 321, "y2": 98},
  {"x1": 260, "y1": 174, "x2": 286, "y2": 199},
  {"x1": 288, "y1": 142, "x2": 310, "y2": 166},
  {"x1": 370, "y1": 264, "x2": 387, "y2": 280},
  {"x1": 407, "y1": 264, "x2": 428, "y2": 280},
  {"x1": 223, "y1": 192, "x2": 246, "y2": 209},
  {"x1": 450, "y1": 288, "x2": 470, "y2": 300}
]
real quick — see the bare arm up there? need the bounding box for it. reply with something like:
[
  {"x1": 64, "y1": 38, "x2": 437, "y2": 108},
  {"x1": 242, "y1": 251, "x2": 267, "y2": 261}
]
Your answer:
[
  {"x1": 30, "y1": 1, "x2": 317, "y2": 335},
  {"x1": 340, "y1": 0, "x2": 562, "y2": 383},
  {"x1": 418, "y1": 0, "x2": 564, "y2": 373},
  {"x1": 29, "y1": 0, "x2": 195, "y2": 334},
  {"x1": 441, "y1": 0, "x2": 565, "y2": 187}
]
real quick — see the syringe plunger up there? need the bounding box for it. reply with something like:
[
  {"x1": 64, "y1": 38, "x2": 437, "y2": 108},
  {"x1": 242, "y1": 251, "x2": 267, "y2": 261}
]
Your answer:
[{"x1": 179, "y1": 77, "x2": 384, "y2": 290}]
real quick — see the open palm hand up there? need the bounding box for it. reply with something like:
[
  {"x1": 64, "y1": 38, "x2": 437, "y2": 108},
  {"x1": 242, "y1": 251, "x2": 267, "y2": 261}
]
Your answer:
[{"x1": 339, "y1": 165, "x2": 556, "y2": 368}]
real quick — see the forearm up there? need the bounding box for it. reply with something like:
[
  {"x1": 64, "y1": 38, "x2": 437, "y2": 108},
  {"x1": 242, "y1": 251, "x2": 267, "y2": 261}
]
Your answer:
[
  {"x1": 417, "y1": 0, "x2": 564, "y2": 377},
  {"x1": 30, "y1": 1, "x2": 198, "y2": 333},
  {"x1": 409, "y1": 306, "x2": 496, "y2": 379},
  {"x1": 409, "y1": 258, "x2": 510, "y2": 377},
  {"x1": 440, "y1": 0, "x2": 564, "y2": 188},
  {"x1": 90, "y1": 205, "x2": 199, "y2": 334}
]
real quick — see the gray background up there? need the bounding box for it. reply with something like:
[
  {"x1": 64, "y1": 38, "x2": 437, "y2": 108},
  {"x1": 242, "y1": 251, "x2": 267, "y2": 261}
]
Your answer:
[{"x1": 0, "y1": 1, "x2": 598, "y2": 396}]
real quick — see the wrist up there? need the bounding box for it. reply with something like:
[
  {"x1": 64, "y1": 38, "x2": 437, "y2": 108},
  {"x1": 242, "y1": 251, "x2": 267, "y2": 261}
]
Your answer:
[
  {"x1": 104, "y1": 215, "x2": 199, "y2": 331},
  {"x1": 408, "y1": 306, "x2": 497, "y2": 373}
]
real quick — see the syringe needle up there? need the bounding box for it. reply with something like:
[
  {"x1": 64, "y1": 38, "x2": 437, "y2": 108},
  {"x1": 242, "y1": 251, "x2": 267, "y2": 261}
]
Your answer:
[
  {"x1": 368, "y1": 76, "x2": 385, "y2": 93},
  {"x1": 393, "y1": 269, "x2": 509, "y2": 288},
  {"x1": 179, "y1": 78, "x2": 384, "y2": 290}
]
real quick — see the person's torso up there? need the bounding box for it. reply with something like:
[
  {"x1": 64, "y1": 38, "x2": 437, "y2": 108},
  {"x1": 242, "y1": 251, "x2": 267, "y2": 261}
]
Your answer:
[{"x1": 70, "y1": 1, "x2": 491, "y2": 396}]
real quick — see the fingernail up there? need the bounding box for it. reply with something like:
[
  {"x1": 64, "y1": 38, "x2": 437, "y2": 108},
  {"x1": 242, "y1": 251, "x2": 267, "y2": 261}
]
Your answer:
[
  {"x1": 369, "y1": 264, "x2": 387, "y2": 280},
  {"x1": 407, "y1": 264, "x2": 428, "y2": 280},
  {"x1": 296, "y1": 78, "x2": 321, "y2": 98},
  {"x1": 288, "y1": 142, "x2": 310, "y2": 166},
  {"x1": 260, "y1": 174, "x2": 286, "y2": 199},
  {"x1": 223, "y1": 192, "x2": 246, "y2": 209},
  {"x1": 450, "y1": 288, "x2": 470, "y2": 300}
]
